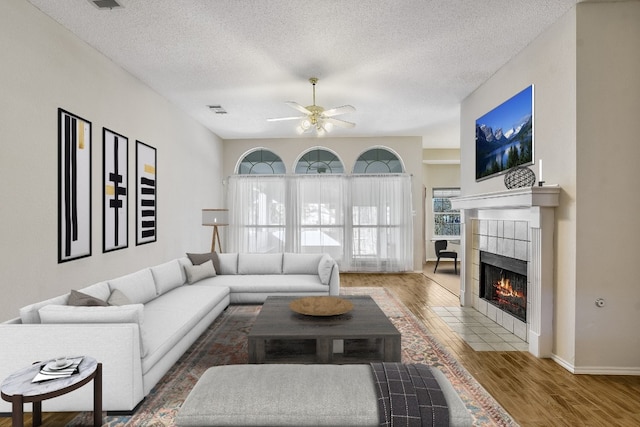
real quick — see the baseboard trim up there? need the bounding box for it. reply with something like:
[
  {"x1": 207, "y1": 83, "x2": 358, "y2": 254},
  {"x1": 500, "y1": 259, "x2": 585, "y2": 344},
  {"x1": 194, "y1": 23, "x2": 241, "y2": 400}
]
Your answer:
[{"x1": 551, "y1": 354, "x2": 640, "y2": 375}]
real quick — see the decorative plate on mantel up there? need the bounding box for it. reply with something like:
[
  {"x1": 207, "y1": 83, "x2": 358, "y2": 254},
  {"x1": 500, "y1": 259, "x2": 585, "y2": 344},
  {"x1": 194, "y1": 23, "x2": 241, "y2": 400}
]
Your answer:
[{"x1": 289, "y1": 296, "x2": 354, "y2": 316}]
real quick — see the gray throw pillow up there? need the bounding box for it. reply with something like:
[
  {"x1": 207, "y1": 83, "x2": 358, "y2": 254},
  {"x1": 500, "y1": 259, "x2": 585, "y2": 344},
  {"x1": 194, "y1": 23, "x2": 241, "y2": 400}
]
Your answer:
[
  {"x1": 187, "y1": 251, "x2": 221, "y2": 274},
  {"x1": 107, "y1": 289, "x2": 132, "y2": 306},
  {"x1": 68, "y1": 289, "x2": 108, "y2": 307},
  {"x1": 184, "y1": 260, "x2": 216, "y2": 284}
]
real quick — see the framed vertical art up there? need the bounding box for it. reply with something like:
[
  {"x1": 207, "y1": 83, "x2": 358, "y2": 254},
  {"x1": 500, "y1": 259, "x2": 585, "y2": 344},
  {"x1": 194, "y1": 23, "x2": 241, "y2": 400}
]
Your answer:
[
  {"x1": 136, "y1": 141, "x2": 157, "y2": 245},
  {"x1": 103, "y1": 128, "x2": 128, "y2": 252},
  {"x1": 58, "y1": 109, "x2": 92, "y2": 263}
]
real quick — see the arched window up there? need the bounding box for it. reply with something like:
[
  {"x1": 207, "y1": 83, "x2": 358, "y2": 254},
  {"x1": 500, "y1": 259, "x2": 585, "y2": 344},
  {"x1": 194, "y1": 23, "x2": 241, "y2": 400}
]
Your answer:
[
  {"x1": 237, "y1": 149, "x2": 286, "y2": 174},
  {"x1": 295, "y1": 148, "x2": 344, "y2": 174},
  {"x1": 353, "y1": 148, "x2": 404, "y2": 173}
]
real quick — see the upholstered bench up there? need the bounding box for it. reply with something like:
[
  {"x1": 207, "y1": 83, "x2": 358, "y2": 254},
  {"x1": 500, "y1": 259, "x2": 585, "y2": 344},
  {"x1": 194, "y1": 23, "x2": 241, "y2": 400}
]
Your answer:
[{"x1": 175, "y1": 364, "x2": 473, "y2": 427}]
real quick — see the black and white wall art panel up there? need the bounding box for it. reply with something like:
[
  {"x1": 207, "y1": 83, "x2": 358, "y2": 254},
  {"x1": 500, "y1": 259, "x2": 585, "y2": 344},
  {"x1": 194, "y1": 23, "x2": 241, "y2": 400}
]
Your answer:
[
  {"x1": 136, "y1": 140, "x2": 157, "y2": 245},
  {"x1": 58, "y1": 109, "x2": 92, "y2": 263},
  {"x1": 103, "y1": 128, "x2": 128, "y2": 252}
]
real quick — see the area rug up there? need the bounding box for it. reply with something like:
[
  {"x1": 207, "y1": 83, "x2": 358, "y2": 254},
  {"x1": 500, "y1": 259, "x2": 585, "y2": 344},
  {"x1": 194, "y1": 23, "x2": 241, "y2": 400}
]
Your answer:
[{"x1": 69, "y1": 287, "x2": 518, "y2": 426}]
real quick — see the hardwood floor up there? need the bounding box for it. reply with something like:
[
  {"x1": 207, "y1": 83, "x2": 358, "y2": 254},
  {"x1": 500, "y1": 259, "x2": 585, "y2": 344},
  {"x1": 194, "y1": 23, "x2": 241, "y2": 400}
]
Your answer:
[
  {"x1": 3, "y1": 273, "x2": 639, "y2": 426},
  {"x1": 341, "y1": 273, "x2": 640, "y2": 427}
]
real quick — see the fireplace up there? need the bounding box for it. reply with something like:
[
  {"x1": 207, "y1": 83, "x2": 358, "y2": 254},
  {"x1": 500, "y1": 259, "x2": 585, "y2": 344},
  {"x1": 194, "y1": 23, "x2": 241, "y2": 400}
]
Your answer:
[
  {"x1": 480, "y1": 251, "x2": 527, "y2": 322},
  {"x1": 451, "y1": 187, "x2": 560, "y2": 357}
]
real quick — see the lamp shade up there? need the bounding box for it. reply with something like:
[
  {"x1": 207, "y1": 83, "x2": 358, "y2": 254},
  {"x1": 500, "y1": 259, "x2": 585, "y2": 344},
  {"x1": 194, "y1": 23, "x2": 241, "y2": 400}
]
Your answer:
[{"x1": 202, "y1": 209, "x2": 228, "y2": 226}]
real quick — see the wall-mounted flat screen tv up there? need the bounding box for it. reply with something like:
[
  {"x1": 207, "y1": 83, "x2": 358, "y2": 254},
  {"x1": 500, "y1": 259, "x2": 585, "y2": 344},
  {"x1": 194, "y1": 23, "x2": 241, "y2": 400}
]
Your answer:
[{"x1": 475, "y1": 85, "x2": 533, "y2": 181}]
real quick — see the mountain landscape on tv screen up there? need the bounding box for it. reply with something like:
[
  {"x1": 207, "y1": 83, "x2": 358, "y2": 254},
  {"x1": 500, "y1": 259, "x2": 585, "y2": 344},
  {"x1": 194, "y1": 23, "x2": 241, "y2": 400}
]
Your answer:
[{"x1": 475, "y1": 114, "x2": 533, "y2": 180}]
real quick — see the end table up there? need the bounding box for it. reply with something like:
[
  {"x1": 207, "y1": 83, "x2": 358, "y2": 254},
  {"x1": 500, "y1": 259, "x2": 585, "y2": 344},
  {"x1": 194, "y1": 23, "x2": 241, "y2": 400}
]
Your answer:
[{"x1": 1, "y1": 356, "x2": 102, "y2": 427}]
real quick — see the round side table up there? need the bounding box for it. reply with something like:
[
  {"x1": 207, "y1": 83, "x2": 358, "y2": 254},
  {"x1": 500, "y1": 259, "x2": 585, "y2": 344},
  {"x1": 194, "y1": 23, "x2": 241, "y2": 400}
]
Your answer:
[{"x1": 1, "y1": 356, "x2": 102, "y2": 427}]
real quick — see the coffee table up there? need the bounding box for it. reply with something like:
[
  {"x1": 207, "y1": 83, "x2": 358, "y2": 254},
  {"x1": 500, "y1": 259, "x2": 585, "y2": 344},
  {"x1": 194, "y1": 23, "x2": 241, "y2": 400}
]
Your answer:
[{"x1": 248, "y1": 296, "x2": 401, "y2": 364}]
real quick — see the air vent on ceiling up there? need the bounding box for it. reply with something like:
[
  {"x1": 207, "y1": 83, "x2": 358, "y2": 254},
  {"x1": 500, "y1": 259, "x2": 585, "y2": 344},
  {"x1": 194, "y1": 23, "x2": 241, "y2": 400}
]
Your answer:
[
  {"x1": 208, "y1": 105, "x2": 228, "y2": 115},
  {"x1": 88, "y1": 0, "x2": 123, "y2": 10}
]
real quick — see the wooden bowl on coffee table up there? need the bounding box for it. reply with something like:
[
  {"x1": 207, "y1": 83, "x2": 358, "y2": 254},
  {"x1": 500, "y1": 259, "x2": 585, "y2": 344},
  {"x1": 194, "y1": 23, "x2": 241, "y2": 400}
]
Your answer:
[{"x1": 289, "y1": 296, "x2": 354, "y2": 316}]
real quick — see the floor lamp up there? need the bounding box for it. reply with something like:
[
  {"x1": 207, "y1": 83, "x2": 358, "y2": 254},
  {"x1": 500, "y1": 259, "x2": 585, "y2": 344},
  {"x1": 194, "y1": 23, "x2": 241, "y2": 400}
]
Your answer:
[{"x1": 202, "y1": 209, "x2": 228, "y2": 253}]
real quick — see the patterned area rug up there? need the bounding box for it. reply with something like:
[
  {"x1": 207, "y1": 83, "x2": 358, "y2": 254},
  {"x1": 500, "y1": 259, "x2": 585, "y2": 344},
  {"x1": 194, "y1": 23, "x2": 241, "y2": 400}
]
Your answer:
[{"x1": 70, "y1": 287, "x2": 518, "y2": 426}]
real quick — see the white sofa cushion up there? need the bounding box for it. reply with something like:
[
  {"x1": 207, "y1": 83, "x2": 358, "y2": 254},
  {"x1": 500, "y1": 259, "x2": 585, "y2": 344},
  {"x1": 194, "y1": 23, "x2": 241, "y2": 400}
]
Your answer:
[
  {"x1": 141, "y1": 285, "x2": 230, "y2": 374},
  {"x1": 238, "y1": 253, "x2": 283, "y2": 275},
  {"x1": 318, "y1": 254, "x2": 335, "y2": 285},
  {"x1": 211, "y1": 275, "x2": 326, "y2": 294},
  {"x1": 19, "y1": 294, "x2": 70, "y2": 324},
  {"x1": 150, "y1": 259, "x2": 185, "y2": 295},
  {"x1": 108, "y1": 269, "x2": 157, "y2": 304},
  {"x1": 283, "y1": 253, "x2": 323, "y2": 275},
  {"x1": 217, "y1": 253, "x2": 238, "y2": 275},
  {"x1": 184, "y1": 260, "x2": 216, "y2": 284},
  {"x1": 38, "y1": 303, "x2": 147, "y2": 356}
]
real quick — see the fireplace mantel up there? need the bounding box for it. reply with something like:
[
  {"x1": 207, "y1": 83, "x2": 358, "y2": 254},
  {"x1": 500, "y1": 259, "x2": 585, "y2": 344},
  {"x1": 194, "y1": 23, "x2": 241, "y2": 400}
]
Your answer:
[
  {"x1": 451, "y1": 186, "x2": 560, "y2": 210},
  {"x1": 450, "y1": 185, "x2": 560, "y2": 358}
]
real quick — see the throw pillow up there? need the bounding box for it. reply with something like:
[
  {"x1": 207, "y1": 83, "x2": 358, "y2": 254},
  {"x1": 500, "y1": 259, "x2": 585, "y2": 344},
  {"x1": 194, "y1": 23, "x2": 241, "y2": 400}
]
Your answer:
[
  {"x1": 107, "y1": 289, "x2": 132, "y2": 306},
  {"x1": 318, "y1": 254, "x2": 335, "y2": 286},
  {"x1": 186, "y1": 251, "x2": 221, "y2": 273},
  {"x1": 184, "y1": 260, "x2": 216, "y2": 284},
  {"x1": 68, "y1": 290, "x2": 108, "y2": 307}
]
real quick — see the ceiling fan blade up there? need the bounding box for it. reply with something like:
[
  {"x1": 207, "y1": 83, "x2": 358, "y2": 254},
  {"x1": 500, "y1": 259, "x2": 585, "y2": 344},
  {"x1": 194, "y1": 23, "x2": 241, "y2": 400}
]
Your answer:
[
  {"x1": 267, "y1": 116, "x2": 306, "y2": 122},
  {"x1": 322, "y1": 105, "x2": 356, "y2": 117},
  {"x1": 325, "y1": 117, "x2": 356, "y2": 128},
  {"x1": 285, "y1": 101, "x2": 312, "y2": 115}
]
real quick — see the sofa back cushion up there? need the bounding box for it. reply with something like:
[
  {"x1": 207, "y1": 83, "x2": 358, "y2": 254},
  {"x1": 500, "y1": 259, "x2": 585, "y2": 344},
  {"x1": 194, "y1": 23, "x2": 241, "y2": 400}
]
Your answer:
[
  {"x1": 108, "y1": 268, "x2": 157, "y2": 304},
  {"x1": 38, "y1": 304, "x2": 147, "y2": 356},
  {"x1": 217, "y1": 253, "x2": 238, "y2": 275},
  {"x1": 283, "y1": 253, "x2": 323, "y2": 275},
  {"x1": 238, "y1": 253, "x2": 283, "y2": 275},
  {"x1": 150, "y1": 259, "x2": 185, "y2": 295}
]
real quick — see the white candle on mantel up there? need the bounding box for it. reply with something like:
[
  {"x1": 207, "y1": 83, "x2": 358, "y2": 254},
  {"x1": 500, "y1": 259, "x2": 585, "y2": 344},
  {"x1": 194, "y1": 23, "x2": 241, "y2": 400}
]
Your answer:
[{"x1": 538, "y1": 159, "x2": 543, "y2": 182}]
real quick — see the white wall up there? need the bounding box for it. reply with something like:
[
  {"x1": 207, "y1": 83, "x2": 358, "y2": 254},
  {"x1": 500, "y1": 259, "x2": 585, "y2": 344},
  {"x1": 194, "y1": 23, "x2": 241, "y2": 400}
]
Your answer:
[
  {"x1": 0, "y1": 0, "x2": 224, "y2": 321},
  {"x1": 223, "y1": 136, "x2": 424, "y2": 270},
  {"x1": 573, "y1": 1, "x2": 640, "y2": 371},
  {"x1": 460, "y1": 1, "x2": 640, "y2": 373}
]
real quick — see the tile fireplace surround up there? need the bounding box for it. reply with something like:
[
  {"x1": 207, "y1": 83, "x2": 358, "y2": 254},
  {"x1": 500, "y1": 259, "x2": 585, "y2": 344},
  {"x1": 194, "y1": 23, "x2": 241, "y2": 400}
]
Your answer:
[{"x1": 451, "y1": 187, "x2": 560, "y2": 357}]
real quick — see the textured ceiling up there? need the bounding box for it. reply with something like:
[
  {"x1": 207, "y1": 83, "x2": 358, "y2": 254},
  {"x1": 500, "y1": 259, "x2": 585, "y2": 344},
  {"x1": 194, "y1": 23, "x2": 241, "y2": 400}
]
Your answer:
[{"x1": 27, "y1": 0, "x2": 582, "y2": 147}]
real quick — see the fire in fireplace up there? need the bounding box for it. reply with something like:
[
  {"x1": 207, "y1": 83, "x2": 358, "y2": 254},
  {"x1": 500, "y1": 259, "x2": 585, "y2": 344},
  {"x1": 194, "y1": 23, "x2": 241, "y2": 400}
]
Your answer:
[{"x1": 480, "y1": 252, "x2": 527, "y2": 322}]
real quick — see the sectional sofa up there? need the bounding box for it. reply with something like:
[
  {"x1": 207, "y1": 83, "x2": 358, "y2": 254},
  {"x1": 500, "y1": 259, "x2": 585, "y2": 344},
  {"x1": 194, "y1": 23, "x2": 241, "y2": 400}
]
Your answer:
[{"x1": 0, "y1": 252, "x2": 339, "y2": 413}]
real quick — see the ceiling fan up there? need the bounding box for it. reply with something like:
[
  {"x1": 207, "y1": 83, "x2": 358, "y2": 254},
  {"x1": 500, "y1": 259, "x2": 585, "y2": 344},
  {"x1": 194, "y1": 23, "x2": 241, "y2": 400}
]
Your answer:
[{"x1": 267, "y1": 77, "x2": 356, "y2": 135}]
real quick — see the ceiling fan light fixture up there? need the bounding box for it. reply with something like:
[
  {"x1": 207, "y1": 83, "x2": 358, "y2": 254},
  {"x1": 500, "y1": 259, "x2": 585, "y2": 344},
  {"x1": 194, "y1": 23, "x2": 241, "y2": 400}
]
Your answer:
[{"x1": 267, "y1": 77, "x2": 356, "y2": 136}]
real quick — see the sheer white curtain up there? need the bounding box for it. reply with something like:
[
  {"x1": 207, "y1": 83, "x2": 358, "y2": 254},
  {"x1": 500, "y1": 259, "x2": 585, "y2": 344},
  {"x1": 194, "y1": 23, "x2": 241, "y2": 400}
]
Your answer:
[
  {"x1": 226, "y1": 175, "x2": 286, "y2": 253},
  {"x1": 289, "y1": 175, "x2": 346, "y2": 262},
  {"x1": 344, "y1": 174, "x2": 413, "y2": 272},
  {"x1": 227, "y1": 173, "x2": 413, "y2": 272}
]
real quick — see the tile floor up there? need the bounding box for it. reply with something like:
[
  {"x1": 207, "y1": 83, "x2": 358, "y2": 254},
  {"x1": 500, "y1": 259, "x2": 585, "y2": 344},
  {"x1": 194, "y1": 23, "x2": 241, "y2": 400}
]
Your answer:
[{"x1": 431, "y1": 306, "x2": 529, "y2": 351}]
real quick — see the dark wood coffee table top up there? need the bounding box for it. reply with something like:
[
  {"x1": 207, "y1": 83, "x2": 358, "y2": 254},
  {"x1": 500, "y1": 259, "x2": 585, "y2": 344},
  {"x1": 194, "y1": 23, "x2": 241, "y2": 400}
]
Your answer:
[
  {"x1": 250, "y1": 295, "x2": 398, "y2": 338},
  {"x1": 248, "y1": 295, "x2": 401, "y2": 363}
]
